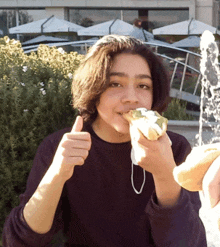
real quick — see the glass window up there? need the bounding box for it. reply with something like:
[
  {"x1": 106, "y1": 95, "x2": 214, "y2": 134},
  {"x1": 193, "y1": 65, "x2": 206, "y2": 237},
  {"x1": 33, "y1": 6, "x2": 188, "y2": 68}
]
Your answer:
[
  {"x1": 0, "y1": 9, "x2": 47, "y2": 27},
  {"x1": 69, "y1": 9, "x2": 138, "y2": 27},
  {"x1": 25, "y1": 9, "x2": 48, "y2": 22},
  {"x1": 69, "y1": 8, "x2": 188, "y2": 30},
  {"x1": 0, "y1": 9, "x2": 47, "y2": 41},
  {"x1": 0, "y1": 9, "x2": 47, "y2": 36},
  {"x1": 143, "y1": 9, "x2": 189, "y2": 31},
  {"x1": 0, "y1": 9, "x2": 33, "y2": 29}
]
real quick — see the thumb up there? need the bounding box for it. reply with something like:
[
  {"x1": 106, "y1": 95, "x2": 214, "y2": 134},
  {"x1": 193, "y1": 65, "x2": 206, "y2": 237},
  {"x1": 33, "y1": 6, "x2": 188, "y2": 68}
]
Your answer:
[{"x1": 71, "y1": 116, "x2": 83, "y2": 132}]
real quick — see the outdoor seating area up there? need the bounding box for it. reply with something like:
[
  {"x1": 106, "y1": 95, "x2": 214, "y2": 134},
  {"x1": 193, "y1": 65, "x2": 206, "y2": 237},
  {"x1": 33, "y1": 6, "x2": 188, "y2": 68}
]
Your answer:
[
  {"x1": 8, "y1": 16, "x2": 220, "y2": 51},
  {"x1": 7, "y1": 16, "x2": 220, "y2": 120}
]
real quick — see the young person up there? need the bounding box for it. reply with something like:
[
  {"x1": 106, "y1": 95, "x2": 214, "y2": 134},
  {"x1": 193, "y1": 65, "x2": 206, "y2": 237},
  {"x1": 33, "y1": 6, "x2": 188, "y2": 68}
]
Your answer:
[{"x1": 2, "y1": 35, "x2": 207, "y2": 246}]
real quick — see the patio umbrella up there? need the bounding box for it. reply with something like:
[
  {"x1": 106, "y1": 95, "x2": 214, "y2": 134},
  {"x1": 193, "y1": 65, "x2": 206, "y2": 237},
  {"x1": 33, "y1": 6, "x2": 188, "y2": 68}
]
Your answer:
[
  {"x1": 77, "y1": 19, "x2": 134, "y2": 36},
  {"x1": 146, "y1": 38, "x2": 172, "y2": 47},
  {"x1": 172, "y1": 35, "x2": 201, "y2": 48},
  {"x1": 22, "y1": 35, "x2": 69, "y2": 46},
  {"x1": 9, "y1": 15, "x2": 84, "y2": 35},
  {"x1": 129, "y1": 26, "x2": 154, "y2": 41},
  {"x1": 153, "y1": 18, "x2": 220, "y2": 36}
]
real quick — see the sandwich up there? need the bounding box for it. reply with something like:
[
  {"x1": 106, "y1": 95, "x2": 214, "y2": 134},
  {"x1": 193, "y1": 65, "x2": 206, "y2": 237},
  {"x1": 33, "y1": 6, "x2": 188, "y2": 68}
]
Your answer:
[
  {"x1": 123, "y1": 108, "x2": 168, "y2": 141},
  {"x1": 173, "y1": 143, "x2": 220, "y2": 191}
]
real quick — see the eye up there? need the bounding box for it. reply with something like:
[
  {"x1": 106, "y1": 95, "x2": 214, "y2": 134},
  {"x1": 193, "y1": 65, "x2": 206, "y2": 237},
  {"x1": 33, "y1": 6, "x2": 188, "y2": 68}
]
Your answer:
[
  {"x1": 138, "y1": 84, "x2": 151, "y2": 90},
  {"x1": 109, "y1": 82, "x2": 121, "y2": 88}
]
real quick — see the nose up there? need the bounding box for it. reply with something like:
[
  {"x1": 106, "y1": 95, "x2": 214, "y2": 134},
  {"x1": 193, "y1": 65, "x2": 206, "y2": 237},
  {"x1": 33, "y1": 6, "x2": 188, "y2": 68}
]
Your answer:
[{"x1": 121, "y1": 85, "x2": 139, "y2": 104}]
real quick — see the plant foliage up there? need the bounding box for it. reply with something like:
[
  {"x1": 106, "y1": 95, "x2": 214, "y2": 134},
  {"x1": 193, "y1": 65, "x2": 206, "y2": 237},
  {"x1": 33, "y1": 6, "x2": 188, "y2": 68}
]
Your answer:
[
  {"x1": 163, "y1": 98, "x2": 195, "y2": 120},
  {"x1": 0, "y1": 37, "x2": 82, "y2": 239}
]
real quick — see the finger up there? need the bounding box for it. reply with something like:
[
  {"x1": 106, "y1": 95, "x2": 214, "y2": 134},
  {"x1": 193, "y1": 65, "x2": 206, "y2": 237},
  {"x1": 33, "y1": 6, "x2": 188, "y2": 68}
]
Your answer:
[
  {"x1": 66, "y1": 132, "x2": 91, "y2": 141},
  {"x1": 63, "y1": 156, "x2": 85, "y2": 166},
  {"x1": 62, "y1": 139, "x2": 91, "y2": 150},
  {"x1": 62, "y1": 148, "x2": 89, "y2": 160},
  {"x1": 71, "y1": 116, "x2": 83, "y2": 133}
]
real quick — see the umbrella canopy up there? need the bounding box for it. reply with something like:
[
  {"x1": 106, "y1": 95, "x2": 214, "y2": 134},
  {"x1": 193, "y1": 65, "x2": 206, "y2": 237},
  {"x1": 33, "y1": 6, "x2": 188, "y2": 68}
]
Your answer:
[
  {"x1": 77, "y1": 19, "x2": 134, "y2": 36},
  {"x1": 172, "y1": 35, "x2": 201, "y2": 48},
  {"x1": 129, "y1": 26, "x2": 154, "y2": 41},
  {"x1": 9, "y1": 16, "x2": 84, "y2": 35},
  {"x1": 22, "y1": 35, "x2": 69, "y2": 45},
  {"x1": 146, "y1": 38, "x2": 172, "y2": 47},
  {"x1": 153, "y1": 19, "x2": 220, "y2": 36}
]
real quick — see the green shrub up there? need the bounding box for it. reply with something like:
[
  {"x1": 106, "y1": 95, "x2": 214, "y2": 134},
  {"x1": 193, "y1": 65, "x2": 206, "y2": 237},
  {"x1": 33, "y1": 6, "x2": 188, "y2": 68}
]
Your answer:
[
  {"x1": 163, "y1": 98, "x2": 195, "y2": 120},
  {"x1": 0, "y1": 37, "x2": 83, "y2": 239}
]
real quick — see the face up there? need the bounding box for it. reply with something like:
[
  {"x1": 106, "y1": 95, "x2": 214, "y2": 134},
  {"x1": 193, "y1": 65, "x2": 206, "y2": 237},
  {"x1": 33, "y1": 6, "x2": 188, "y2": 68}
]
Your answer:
[{"x1": 92, "y1": 53, "x2": 153, "y2": 143}]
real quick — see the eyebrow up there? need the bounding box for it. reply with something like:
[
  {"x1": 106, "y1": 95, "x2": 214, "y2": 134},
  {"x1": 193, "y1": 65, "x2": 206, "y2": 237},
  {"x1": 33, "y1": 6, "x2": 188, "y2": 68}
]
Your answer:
[{"x1": 109, "y1": 72, "x2": 152, "y2": 80}]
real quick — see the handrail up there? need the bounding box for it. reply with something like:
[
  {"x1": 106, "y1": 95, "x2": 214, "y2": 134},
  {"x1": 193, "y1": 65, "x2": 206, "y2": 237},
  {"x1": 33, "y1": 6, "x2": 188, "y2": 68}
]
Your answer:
[{"x1": 23, "y1": 39, "x2": 216, "y2": 107}]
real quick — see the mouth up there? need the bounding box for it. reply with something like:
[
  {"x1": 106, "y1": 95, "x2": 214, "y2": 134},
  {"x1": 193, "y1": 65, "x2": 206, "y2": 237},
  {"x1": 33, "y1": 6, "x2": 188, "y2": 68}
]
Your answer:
[
  {"x1": 118, "y1": 111, "x2": 129, "y2": 116},
  {"x1": 117, "y1": 112, "x2": 131, "y2": 124},
  {"x1": 118, "y1": 109, "x2": 134, "y2": 115}
]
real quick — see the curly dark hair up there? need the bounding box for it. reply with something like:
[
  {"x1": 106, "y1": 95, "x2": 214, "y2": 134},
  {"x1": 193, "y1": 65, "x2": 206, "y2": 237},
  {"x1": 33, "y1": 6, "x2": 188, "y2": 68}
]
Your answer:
[{"x1": 72, "y1": 35, "x2": 170, "y2": 123}]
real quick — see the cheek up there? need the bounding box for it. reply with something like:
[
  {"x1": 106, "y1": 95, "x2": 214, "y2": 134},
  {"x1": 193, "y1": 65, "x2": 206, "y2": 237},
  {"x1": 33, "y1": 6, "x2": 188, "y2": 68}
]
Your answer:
[
  {"x1": 140, "y1": 91, "x2": 153, "y2": 109},
  {"x1": 96, "y1": 93, "x2": 113, "y2": 116},
  {"x1": 98, "y1": 91, "x2": 118, "y2": 108}
]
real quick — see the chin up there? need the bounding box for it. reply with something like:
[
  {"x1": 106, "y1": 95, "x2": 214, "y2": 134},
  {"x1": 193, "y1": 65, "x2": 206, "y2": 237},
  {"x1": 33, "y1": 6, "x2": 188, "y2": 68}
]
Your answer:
[{"x1": 114, "y1": 125, "x2": 130, "y2": 136}]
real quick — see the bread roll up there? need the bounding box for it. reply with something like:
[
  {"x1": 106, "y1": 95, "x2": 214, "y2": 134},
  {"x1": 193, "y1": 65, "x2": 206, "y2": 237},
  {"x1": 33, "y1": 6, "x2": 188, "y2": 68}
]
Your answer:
[
  {"x1": 173, "y1": 143, "x2": 220, "y2": 191},
  {"x1": 123, "y1": 108, "x2": 168, "y2": 140}
]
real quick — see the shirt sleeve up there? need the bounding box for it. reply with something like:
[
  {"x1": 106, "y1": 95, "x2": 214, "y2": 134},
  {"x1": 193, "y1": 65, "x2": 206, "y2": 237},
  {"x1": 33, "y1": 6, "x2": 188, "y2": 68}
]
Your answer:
[
  {"x1": 145, "y1": 189, "x2": 207, "y2": 247},
  {"x1": 145, "y1": 131, "x2": 207, "y2": 246},
  {"x1": 2, "y1": 130, "x2": 68, "y2": 247}
]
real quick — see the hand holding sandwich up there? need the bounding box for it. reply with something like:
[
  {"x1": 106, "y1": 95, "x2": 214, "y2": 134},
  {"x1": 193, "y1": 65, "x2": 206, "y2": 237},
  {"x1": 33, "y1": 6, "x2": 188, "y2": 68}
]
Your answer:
[
  {"x1": 124, "y1": 108, "x2": 181, "y2": 207},
  {"x1": 123, "y1": 108, "x2": 175, "y2": 178},
  {"x1": 129, "y1": 125, "x2": 175, "y2": 179}
]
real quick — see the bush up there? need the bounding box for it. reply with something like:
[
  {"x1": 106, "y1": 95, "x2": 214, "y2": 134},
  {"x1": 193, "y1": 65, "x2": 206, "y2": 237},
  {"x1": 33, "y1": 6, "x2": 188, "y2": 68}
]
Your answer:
[
  {"x1": 163, "y1": 98, "x2": 195, "y2": 120},
  {"x1": 0, "y1": 37, "x2": 83, "y2": 239}
]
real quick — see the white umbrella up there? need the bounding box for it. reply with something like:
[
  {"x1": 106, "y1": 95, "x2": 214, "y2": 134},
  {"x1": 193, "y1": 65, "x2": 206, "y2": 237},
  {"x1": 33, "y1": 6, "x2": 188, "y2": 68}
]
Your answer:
[
  {"x1": 9, "y1": 15, "x2": 85, "y2": 35},
  {"x1": 172, "y1": 36, "x2": 201, "y2": 48},
  {"x1": 129, "y1": 26, "x2": 154, "y2": 41},
  {"x1": 153, "y1": 18, "x2": 220, "y2": 36},
  {"x1": 146, "y1": 38, "x2": 172, "y2": 47},
  {"x1": 77, "y1": 19, "x2": 134, "y2": 36},
  {"x1": 22, "y1": 35, "x2": 69, "y2": 45}
]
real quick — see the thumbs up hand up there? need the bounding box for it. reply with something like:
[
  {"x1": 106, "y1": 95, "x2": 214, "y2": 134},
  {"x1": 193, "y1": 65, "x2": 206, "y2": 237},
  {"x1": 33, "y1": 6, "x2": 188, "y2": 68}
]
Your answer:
[{"x1": 51, "y1": 116, "x2": 91, "y2": 181}]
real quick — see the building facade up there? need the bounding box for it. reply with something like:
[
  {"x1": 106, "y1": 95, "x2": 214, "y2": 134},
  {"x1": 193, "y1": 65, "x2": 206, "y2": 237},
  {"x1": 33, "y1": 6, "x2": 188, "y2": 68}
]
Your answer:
[{"x1": 0, "y1": 0, "x2": 219, "y2": 35}]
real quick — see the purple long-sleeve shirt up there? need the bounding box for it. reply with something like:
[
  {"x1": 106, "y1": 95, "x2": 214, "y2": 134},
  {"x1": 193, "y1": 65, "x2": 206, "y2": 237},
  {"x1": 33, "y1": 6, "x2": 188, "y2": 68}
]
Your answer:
[{"x1": 2, "y1": 124, "x2": 207, "y2": 246}]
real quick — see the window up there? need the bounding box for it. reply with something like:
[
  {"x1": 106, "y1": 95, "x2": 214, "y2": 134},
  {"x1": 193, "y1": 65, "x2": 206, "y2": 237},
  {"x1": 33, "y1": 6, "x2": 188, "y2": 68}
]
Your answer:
[
  {"x1": 69, "y1": 8, "x2": 189, "y2": 31},
  {"x1": 69, "y1": 9, "x2": 138, "y2": 27},
  {"x1": 139, "y1": 9, "x2": 189, "y2": 31}
]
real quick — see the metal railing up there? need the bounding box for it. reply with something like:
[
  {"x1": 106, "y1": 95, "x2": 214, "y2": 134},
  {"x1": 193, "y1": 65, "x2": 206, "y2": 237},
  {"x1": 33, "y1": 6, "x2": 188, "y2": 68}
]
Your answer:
[
  {"x1": 23, "y1": 39, "x2": 204, "y2": 106},
  {"x1": 144, "y1": 41, "x2": 203, "y2": 105}
]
